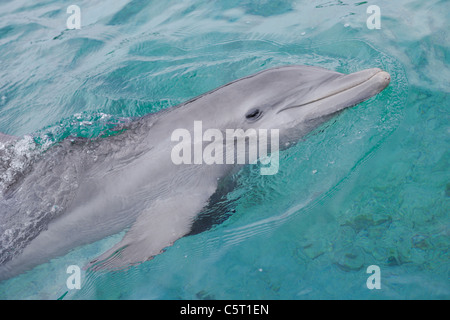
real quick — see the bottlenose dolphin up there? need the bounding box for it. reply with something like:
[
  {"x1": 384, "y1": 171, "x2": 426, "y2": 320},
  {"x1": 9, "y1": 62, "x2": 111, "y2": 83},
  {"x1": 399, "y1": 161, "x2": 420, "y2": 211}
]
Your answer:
[{"x1": 0, "y1": 65, "x2": 390, "y2": 280}]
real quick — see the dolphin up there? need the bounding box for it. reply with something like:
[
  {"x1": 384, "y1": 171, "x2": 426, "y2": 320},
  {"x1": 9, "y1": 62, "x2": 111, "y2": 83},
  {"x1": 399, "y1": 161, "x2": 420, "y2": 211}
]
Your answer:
[{"x1": 0, "y1": 65, "x2": 390, "y2": 280}]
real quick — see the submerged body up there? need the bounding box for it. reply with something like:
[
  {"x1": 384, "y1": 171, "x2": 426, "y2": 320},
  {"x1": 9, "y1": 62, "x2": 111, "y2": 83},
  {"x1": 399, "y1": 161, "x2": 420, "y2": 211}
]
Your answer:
[{"x1": 0, "y1": 65, "x2": 390, "y2": 280}]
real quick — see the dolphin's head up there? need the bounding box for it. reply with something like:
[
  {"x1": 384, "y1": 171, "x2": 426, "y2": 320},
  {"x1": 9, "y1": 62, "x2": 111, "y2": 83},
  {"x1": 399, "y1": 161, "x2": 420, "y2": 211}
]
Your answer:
[{"x1": 204, "y1": 65, "x2": 390, "y2": 142}]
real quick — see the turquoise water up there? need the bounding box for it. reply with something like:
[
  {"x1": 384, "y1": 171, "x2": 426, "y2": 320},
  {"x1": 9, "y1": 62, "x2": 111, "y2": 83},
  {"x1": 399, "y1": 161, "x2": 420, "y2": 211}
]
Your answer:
[{"x1": 0, "y1": 0, "x2": 448, "y2": 299}]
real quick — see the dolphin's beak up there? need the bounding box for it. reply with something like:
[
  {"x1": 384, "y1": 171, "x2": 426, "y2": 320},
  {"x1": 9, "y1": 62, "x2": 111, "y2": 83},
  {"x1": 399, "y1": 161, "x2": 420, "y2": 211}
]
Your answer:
[
  {"x1": 277, "y1": 68, "x2": 391, "y2": 116},
  {"x1": 322, "y1": 68, "x2": 391, "y2": 101}
]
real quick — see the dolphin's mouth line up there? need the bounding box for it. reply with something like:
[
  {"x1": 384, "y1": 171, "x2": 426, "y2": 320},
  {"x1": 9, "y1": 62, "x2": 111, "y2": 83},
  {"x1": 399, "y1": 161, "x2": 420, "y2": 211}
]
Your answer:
[{"x1": 276, "y1": 70, "x2": 384, "y2": 114}]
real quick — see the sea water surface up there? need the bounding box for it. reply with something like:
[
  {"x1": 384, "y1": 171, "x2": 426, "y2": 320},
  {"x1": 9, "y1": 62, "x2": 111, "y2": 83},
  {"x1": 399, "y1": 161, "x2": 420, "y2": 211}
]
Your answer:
[{"x1": 0, "y1": 0, "x2": 448, "y2": 299}]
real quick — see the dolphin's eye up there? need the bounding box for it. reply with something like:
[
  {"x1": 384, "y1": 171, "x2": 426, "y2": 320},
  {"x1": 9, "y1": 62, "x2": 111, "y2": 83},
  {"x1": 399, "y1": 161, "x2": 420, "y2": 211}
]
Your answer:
[{"x1": 245, "y1": 108, "x2": 262, "y2": 121}]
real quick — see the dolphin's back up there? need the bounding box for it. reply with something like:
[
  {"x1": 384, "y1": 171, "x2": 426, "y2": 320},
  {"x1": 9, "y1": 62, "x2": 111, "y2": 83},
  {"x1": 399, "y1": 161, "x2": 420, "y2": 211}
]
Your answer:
[{"x1": 0, "y1": 116, "x2": 158, "y2": 266}]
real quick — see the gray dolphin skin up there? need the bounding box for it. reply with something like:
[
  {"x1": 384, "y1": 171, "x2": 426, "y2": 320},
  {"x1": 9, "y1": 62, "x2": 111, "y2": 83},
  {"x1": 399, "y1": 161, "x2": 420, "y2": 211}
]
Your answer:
[
  {"x1": 0, "y1": 133, "x2": 17, "y2": 143},
  {"x1": 0, "y1": 65, "x2": 390, "y2": 280}
]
